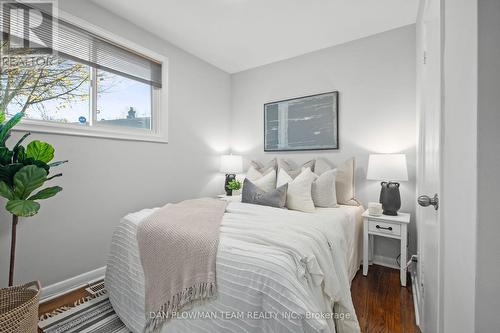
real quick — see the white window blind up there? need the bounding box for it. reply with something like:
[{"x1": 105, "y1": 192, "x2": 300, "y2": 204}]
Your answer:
[{"x1": 1, "y1": 1, "x2": 162, "y2": 88}]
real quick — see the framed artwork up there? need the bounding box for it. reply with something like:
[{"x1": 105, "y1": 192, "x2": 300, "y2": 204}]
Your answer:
[{"x1": 264, "y1": 91, "x2": 339, "y2": 151}]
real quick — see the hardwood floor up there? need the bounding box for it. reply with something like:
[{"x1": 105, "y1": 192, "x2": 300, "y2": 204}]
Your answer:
[
  {"x1": 351, "y1": 264, "x2": 420, "y2": 333},
  {"x1": 38, "y1": 265, "x2": 419, "y2": 333}
]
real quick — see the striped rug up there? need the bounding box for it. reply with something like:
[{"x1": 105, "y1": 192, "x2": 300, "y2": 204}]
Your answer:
[{"x1": 39, "y1": 294, "x2": 130, "y2": 333}]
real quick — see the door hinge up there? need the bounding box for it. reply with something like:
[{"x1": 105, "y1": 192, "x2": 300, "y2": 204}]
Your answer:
[{"x1": 423, "y1": 51, "x2": 427, "y2": 64}]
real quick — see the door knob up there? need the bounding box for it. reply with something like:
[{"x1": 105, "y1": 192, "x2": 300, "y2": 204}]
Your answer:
[{"x1": 418, "y1": 194, "x2": 439, "y2": 210}]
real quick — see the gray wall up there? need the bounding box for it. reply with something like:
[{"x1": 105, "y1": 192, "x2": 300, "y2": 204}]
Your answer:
[
  {"x1": 0, "y1": 6, "x2": 418, "y2": 287},
  {"x1": 230, "y1": 25, "x2": 417, "y2": 262},
  {"x1": 0, "y1": 0, "x2": 231, "y2": 287},
  {"x1": 476, "y1": 0, "x2": 500, "y2": 331}
]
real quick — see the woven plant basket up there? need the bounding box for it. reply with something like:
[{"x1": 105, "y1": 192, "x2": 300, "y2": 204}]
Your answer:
[{"x1": 0, "y1": 281, "x2": 41, "y2": 333}]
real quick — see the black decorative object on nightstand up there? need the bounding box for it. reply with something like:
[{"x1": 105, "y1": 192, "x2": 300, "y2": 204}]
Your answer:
[
  {"x1": 224, "y1": 174, "x2": 236, "y2": 196},
  {"x1": 367, "y1": 154, "x2": 408, "y2": 217},
  {"x1": 220, "y1": 155, "x2": 243, "y2": 197},
  {"x1": 379, "y1": 182, "x2": 401, "y2": 216}
]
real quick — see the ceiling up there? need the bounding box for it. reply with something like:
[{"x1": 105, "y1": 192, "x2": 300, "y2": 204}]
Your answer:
[{"x1": 90, "y1": 0, "x2": 419, "y2": 73}]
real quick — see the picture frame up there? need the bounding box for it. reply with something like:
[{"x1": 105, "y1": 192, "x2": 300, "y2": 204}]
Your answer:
[{"x1": 264, "y1": 91, "x2": 339, "y2": 152}]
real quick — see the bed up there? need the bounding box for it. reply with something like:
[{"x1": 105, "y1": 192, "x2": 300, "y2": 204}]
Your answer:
[{"x1": 105, "y1": 200, "x2": 363, "y2": 333}]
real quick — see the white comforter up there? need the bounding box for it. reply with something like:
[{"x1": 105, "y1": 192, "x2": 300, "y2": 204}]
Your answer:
[{"x1": 105, "y1": 202, "x2": 363, "y2": 333}]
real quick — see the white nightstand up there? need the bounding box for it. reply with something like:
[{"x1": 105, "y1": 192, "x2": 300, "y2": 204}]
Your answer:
[
  {"x1": 216, "y1": 194, "x2": 241, "y2": 202},
  {"x1": 362, "y1": 210, "x2": 411, "y2": 286}
]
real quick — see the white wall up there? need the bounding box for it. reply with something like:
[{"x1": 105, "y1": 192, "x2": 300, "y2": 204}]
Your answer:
[
  {"x1": 0, "y1": 0, "x2": 231, "y2": 287},
  {"x1": 441, "y1": 0, "x2": 478, "y2": 332},
  {"x1": 230, "y1": 25, "x2": 417, "y2": 262},
  {"x1": 476, "y1": 0, "x2": 500, "y2": 331}
]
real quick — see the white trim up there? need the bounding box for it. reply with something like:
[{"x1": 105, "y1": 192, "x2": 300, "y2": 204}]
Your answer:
[
  {"x1": 371, "y1": 254, "x2": 400, "y2": 269},
  {"x1": 411, "y1": 267, "x2": 421, "y2": 327},
  {"x1": 40, "y1": 266, "x2": 106, "y2": 302},
  {"x1": 13, "y1": 116, "x2": 168, "y2": 143},
  {"x1": 11, "y1": 8, "x2": 169, "y2": 143}
]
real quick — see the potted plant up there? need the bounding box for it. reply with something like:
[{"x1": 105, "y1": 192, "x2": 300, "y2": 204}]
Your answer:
[
  {"x1": 226, "y1": 179, "x2": 241, "y2": 195},
  {"x1": 0, "y1": 111, "x2": 67, "y2": 286}
]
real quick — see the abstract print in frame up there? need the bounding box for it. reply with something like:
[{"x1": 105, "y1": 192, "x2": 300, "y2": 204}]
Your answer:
[{"x1": 264, "y1": 91, "x2": 339, "y2": 151}]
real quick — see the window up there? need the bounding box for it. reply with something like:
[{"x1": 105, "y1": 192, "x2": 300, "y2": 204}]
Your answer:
[
  {"x1": 5, "y1": 64, "x2": 156, "y2": 133},
  {"x1": 5, "y1": 58, "x2": 92, "y2": 124},
  {"x1": 1, "y1": 2, "x2": 166, "y2": 142},
  {"x1": 96, "y1": 70, "x2": 152, "y2": 130}
]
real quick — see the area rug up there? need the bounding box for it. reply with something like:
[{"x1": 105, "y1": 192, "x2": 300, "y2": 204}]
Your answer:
[{"x1": 38, "y1": 293, "x2": 130, "y2": 333}]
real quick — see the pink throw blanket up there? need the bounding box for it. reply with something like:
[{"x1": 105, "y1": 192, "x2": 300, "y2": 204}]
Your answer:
[{"x1": 137, "y1": 198, "x2": 228, "y2": 331}]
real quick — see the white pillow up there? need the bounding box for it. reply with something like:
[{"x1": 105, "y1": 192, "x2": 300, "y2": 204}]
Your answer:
[
  {"x1": 315, "y1": 157, "x2": 358, "y2": 206},
  {"x1": 276, "y1": 167, "x2": 293, "y2": 188},
  {"x1": 246, "y1": 159, "x2": 276, "y2": 181},
  {"x1": 278, "y1": 167, "x2": 338, "y2": 209},
  {"x1": 245, "y1": 159, "x2": 277, "y2": 192},
  {"x1": 311, "y1": 169, "x2": 338, "y2": 208},
  {"x1": 246, "y1": 165, "x2": 265, "y2": 181},
  {"x1": 278, "y1": 168, "x2": 316, "y2": 213},
  {"x1": 251, "y1": 169, "x2": 276, "y2": 192}
]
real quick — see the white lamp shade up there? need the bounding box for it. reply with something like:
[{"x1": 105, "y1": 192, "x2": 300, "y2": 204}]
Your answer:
[
  {"x1": 220, "y1": 155, "x2": 243, "y2": 173},
  {"x1": 367, "y1": 154, "x2": 408, "y2": 181}
]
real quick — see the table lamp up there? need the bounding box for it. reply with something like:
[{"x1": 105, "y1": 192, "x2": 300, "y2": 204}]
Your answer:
[
  {"x1": 367, "y1": 154, "x2": 408, "y2": 216},
  {"x1": 220, "y1": 155, "x2": 243, "y2": 196}
]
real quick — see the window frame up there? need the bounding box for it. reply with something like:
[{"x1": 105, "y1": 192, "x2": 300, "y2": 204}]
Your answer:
[{"x1": 11, "y1": 9, "x2": 168, "y2": 143}]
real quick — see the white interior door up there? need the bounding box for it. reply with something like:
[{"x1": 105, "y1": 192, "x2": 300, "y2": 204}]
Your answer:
[{"x1": 416, "y1": 0, "x2": 442, "y2": 332}]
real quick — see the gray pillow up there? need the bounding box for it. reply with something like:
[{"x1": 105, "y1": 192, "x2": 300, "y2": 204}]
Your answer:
[
  {"x1": 242, "y1": 178, "x2": 288, "y2": 208},
  {"x1": 278, "y1": 159, "x2": 315, "y2": 178}
]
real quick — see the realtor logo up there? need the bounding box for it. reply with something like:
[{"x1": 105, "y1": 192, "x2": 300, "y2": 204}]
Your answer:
[{"x1": 1, "y1": 0, "x2": 55, "y2": 53}]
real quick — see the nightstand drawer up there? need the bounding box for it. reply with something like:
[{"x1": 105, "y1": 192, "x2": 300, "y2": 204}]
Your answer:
[{"x1": 368, "y1": 220, "x2": 401, "y2": 236}]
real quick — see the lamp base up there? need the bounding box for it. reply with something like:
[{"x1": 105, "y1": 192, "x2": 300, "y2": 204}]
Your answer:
[
  {"x1": 379, "y1": 182, "x2": 401, "y2": 216},
  {"x1": 224, "y1": 174, "x2": 236, "y2": 196}
]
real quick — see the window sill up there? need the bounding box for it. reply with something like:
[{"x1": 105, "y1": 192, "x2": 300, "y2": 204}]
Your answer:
[{"x1": 12, "y1": 120, "x2": 168, "y2": 144}]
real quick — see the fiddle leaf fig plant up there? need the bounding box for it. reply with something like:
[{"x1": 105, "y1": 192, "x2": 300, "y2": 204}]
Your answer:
[
  {"x1": 0, "y1": 137, "x2": 64, "y2": 217},
  {"x1": 4, "y1": 164, "x2": 62, "y2": 216},
  {"x1": 0, "y1": 110, "x2": 67, "y2": 286}
]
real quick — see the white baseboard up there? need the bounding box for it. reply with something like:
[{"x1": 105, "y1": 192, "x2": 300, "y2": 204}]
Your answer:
[
  {"x1": 411, "y1": 268, "x2": 422, "y2": 327},
  {"x1": 371, "y1": 254, "x2": 399, "y2": 269},
  {"x1": 41, "y1": 266, "x2": 106, "y2": 302}
]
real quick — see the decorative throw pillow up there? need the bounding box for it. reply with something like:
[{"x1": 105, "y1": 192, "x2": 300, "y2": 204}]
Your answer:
[
  {"x1": 241, "y1": 178, "x2": 287, "y2": 208},
  {"x1": 278, "y1": 167, "x2": 338, "y2": 208},
  {"x1": 315, "y1": 157, "x2": 358, "y2": 206},
  {"x1": 277, "y1": 159, "x2": 315, "y2": 179},
  {"x1": 250, "y1": 169, "x2": 276, "y2": 192},
  {"x1": 311, "y1": 169, "x2": 338, "y2": 208},
  {"x1": 244, "y1": 159, "x2": 277, "y2": 193},
  {"x1": 313, "y1": 158, "x2": 333, "y2": 175},
  {"x1": 277, "y1": 167, "x2": 316, "y2": 213},
  {"x1": 251, "y1": 158, "x2": 277, "y2": 171},
  {"x1": 246, "y1": 158, "x2": 277, "y2": 181}
]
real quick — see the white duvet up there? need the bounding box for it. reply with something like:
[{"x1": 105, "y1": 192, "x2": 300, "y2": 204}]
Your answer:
[{"x1": 105, "y1": 201, "x2": 363, "y2": 333}]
